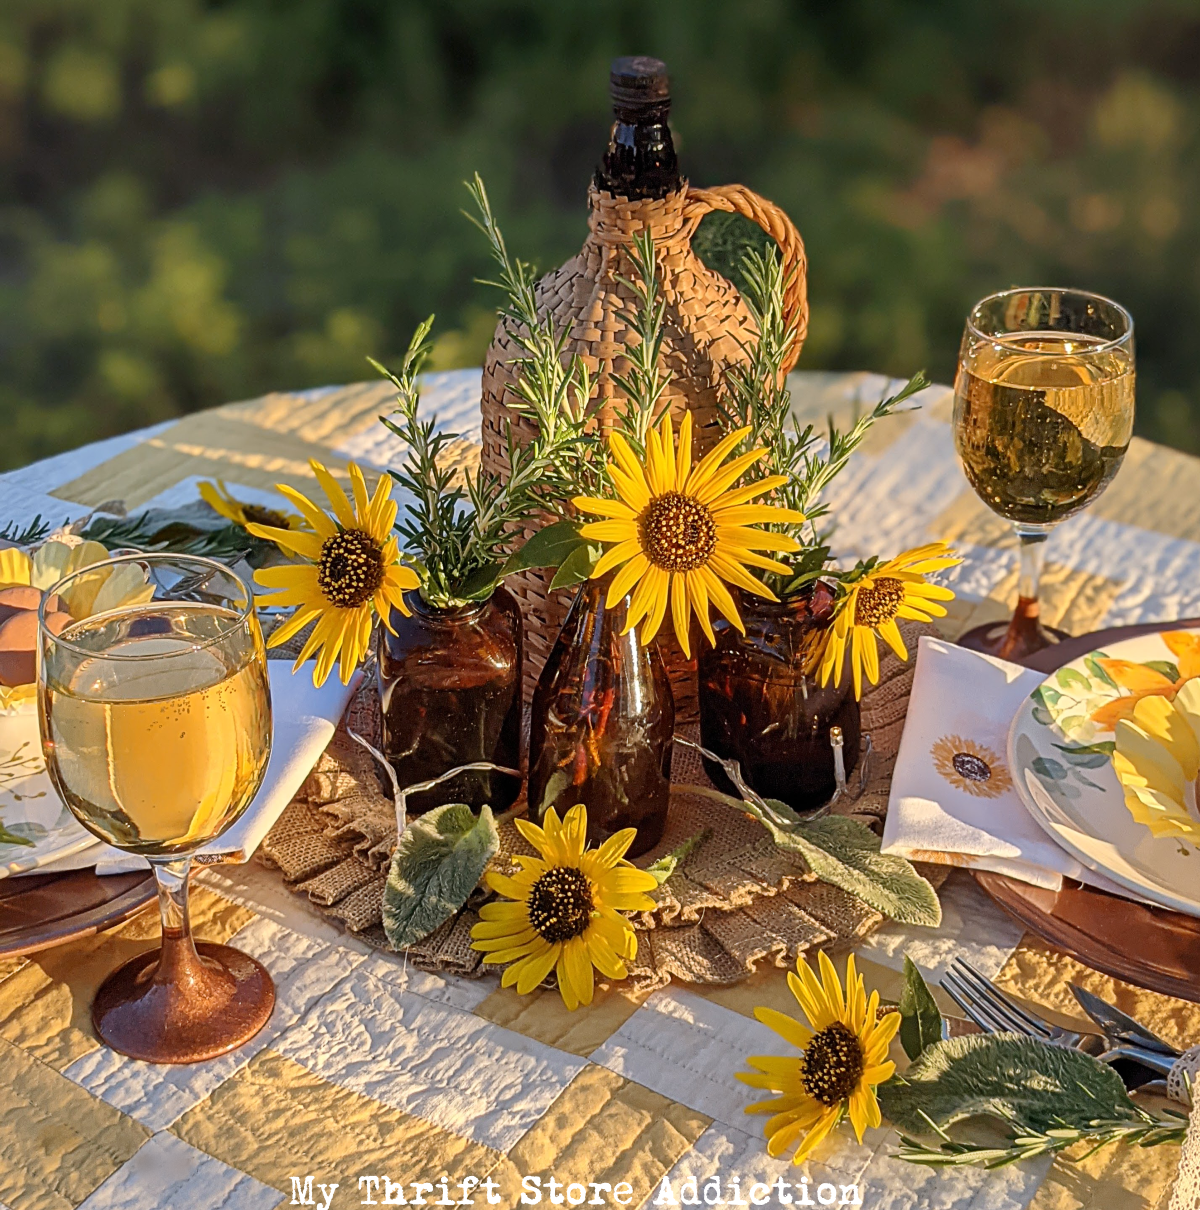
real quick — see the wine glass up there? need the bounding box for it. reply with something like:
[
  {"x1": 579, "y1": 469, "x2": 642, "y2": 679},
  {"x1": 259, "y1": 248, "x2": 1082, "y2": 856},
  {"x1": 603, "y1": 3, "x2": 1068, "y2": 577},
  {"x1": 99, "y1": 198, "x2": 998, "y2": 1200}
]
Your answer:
[
  {"x1": 38, "y1": 553, "x2": 274, "y2": 1063},
  {"x1": 952, "y1": 287, "x2": 1135, "y2": 661}
]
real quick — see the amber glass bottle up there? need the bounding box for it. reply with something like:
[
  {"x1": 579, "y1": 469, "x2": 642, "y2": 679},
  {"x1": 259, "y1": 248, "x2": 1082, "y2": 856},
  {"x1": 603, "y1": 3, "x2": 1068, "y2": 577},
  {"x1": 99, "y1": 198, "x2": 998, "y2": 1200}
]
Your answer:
[
  {"x1": 527, "y1": 576, "x2": 674, "y2": 857},
  {"x1": 595, "y1": 55, "x2": 681, "y2": 200},
  {"x1": 377, "y1": 588, "x2": 522, "y2": 816}
]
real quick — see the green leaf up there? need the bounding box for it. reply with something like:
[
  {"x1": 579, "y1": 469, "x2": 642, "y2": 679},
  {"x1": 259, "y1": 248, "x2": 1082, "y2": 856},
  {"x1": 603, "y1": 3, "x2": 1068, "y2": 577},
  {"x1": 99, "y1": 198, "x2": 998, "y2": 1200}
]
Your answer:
[
  {"x1": 1031, "y1": 706, "x2": 1054, "y2": 726},
  {"x1": 646, "y1": 829, "x2": 710, "y2": 885},
  {"x1": 1145, "y1": 660, "x2": 1181, "y2": 681},
  {"x1": 382, "y1": 803, "x2": 499, "y2": 948},
  {"x1": 535, "y1": 768, "x2": 573, "y2": 815},
  {"x1": 1032, "y1": 685, "x2": 1062, "y2": 709},
  {"x1": 680, "y1": 783, "x2": 940, "y2": 926},
  {"x1": 0, "y1": 823, "x2": 34, "y2": 847},
  {"x1": 1030, "y1": 756, "x2": 1068, "y2": 780},
  {"x1": 501, "y1": 520, "x2": 585, "y2": 576},
  {"x1": 878, "y1": 1033, "x2": 1137, "y2": 1137},
  {"x1": 1055, "y1": 668, "x2": 1091, "y2": 692},
  {"x1": 549, "y1": 541, "x2": 603, "y2": 590},
  {"x1": 453, "y1": 562, "x2": 502, "y2": 602},
  {"x1": 898, "y1": 956, "x2": 942, "y2": 1061},
  {"x1": 1086, "y1": 656, "x2": 1118, "y2": 688},
  {"x1": 1053, "y1": 740, "x2": 1115, "y2": 756},
  {"x1": 1058, "y1": 749, "x2": 1110, "y2": 768}
]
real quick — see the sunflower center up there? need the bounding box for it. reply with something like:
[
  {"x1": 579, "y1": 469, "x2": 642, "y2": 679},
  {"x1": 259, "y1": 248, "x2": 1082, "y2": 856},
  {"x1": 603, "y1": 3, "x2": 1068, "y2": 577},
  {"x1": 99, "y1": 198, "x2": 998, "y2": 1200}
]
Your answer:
[
  {"x1": 800, "y1": 1022, "x2": 865, "y2": 1106},
  {"x1": 952, "y1": 752, "x2": 992, "y2": 783},
  {"x1": 639, "y1": 491, "x2": 717, "y2": 573},
  {"x1": 241, "y1": 504, "x2": 290, "y2": 528},
  {"x1": 526, "y1": 866, "x2": 594, "y2": 944},
  {"x1": 317, "y1": 528, "x2": 385, "y2": 608},
  {"x1": 853, "y1": 577, "x2": 906, "y2": 628}
]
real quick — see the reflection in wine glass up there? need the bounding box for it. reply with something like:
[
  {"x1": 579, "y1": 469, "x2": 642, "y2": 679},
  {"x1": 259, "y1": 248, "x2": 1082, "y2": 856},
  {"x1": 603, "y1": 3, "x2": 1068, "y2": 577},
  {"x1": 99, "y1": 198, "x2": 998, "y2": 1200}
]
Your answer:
[
  {"x1": 953, "y1": 288, "x2": 1135, "y2": 662},
  {"x1": 38, "y1": 553, "x2": 274, "y2": 1063}
]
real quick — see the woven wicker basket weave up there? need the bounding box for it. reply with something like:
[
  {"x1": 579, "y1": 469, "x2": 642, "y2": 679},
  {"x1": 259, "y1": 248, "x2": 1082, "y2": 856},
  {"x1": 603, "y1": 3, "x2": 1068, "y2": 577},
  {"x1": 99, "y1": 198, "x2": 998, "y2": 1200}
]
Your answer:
[{"x1": 481, "y1": 180, "x2": 809, "y2": 717}]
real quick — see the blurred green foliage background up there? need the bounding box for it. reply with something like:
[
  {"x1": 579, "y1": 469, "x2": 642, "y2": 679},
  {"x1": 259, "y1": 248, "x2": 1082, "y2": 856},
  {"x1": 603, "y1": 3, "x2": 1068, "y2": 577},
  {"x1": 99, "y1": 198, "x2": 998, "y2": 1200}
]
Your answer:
[{"x1": 1, "y1": 0, "x2": 1198, "y2": 470}]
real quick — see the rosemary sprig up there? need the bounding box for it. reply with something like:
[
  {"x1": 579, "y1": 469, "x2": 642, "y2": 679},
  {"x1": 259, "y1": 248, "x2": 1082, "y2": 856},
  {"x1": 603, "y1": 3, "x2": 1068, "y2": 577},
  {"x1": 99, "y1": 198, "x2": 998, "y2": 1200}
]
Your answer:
[
  {"x1": 895, "y1": 1107, "x2": 1188, "y2": 1169},
  {"x1": 0, "y1": 515, "x2": 55, "y2": 546},
  {"x1": 464, "y1": 174, "x2": 599, "y2": 505},
  {"x1": 611, "y1": 230, "x2": 673, "y2": 454},
  {"x1": 79, "y1": 509, "x2": 273, "y2": 563},
  {"x1": 374, "y1": 300, "x2": 584, "y2": 606},
  {"x1": 722, "y1": 245, "x2": 927, "y2": 596}
]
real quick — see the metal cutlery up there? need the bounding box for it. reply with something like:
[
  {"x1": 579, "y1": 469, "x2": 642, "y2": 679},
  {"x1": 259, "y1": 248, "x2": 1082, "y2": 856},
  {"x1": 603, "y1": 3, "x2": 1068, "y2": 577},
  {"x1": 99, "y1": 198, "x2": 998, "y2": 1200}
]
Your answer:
[
  {"x1": 940, "y1": 957, "x2": 1175, "y2": 1090},
  {"x1": 1069, "y1": 983, "x2": 1181, "y2": 1057}
]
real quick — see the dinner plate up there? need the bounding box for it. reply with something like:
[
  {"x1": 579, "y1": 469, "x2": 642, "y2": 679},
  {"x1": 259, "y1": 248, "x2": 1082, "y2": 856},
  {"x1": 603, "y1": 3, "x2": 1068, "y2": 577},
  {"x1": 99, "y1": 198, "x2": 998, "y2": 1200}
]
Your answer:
[
  {"x1": 1008, "y1": 624, "x2": 1200, "y2": 918},
  {"x1": 0, "y1": 701, "x2": 96, "y2": 878}
]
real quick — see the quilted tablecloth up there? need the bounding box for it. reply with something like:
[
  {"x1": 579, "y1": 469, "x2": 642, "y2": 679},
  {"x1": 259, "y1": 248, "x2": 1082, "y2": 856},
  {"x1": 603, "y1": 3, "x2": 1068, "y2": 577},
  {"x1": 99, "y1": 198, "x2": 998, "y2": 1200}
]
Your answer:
[{"x1": 1, "y1": 370, "x2": 1199, "y2": 1210}]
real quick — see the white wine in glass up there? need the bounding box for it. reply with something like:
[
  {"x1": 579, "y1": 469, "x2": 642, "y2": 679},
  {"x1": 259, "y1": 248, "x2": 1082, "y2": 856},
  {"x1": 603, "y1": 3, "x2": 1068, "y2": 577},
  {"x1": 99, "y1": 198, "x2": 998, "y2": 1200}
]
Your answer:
[
  {"x1": 39, "y1": 555, "x2": 275, "y2": 1063},
  {"x1": 953, "y1": 289, "x2": 1135, "y2": 661}
]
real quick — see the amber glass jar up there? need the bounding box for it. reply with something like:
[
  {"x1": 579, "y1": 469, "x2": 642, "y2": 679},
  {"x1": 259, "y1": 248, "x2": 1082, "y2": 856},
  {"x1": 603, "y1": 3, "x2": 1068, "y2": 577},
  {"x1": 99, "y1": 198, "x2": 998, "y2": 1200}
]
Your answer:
[
  {"x1": 527, "y1": 576, "x2": 674, "y2": 858},
  {"x1": 697, "y1": 582, "x2": 859, "y2": 814},
  {"x1": 377, "y1": 588, "x2": 522, "y2": 816}
]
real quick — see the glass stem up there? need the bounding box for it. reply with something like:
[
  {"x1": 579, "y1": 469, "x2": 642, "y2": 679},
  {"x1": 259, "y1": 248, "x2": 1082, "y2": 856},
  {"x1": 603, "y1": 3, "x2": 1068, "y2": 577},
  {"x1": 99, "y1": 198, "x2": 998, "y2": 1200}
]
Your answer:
[
  {"x1": 150, "y1": 856, "x2": 203, "y2": 988},
  {"x1": 1014, "y1": 523, "x2": 1051, "y2": 610}
]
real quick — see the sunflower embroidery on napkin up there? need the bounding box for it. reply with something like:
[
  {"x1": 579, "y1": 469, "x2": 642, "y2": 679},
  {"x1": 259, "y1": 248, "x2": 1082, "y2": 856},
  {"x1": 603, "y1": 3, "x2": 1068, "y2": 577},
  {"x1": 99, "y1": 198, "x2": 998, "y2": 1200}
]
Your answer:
[{"x1": 930, "y1": 735, "x2": 1012, "y2": 799}]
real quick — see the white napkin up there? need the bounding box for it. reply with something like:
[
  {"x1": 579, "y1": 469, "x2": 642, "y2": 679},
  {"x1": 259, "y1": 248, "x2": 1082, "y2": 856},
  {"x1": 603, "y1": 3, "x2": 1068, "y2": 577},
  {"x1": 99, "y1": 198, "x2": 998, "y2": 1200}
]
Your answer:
[
  {"x1": 34, "y1": 661, "x2": 359, "y2": 875},
  {"x1": 883, "y1": 636, "x2": 1097, "y2": 891}
]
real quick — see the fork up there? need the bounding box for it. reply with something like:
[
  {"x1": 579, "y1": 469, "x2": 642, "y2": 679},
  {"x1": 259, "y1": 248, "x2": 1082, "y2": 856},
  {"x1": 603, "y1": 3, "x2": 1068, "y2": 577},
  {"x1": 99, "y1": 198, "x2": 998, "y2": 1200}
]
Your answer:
[{"x1": 940, "y1": 957, "x2": 1175, "y2": 1081}]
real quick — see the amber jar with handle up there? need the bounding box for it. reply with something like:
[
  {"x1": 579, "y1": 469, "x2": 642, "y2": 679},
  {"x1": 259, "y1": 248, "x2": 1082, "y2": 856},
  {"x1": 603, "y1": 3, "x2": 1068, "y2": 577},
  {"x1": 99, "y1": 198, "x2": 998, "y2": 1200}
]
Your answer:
[{"x1": 480, "y1": 56, "x2": 809, "y2": 718}]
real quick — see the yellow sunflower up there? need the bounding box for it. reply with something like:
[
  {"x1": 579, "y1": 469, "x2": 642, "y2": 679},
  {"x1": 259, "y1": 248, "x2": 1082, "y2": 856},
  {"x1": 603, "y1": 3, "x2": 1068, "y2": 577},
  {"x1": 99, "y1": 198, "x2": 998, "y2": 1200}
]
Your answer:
[
  {"x1": 470, "y1": 804, "x2": 659, "y2": 1010},
  {"x1": 247, "y1": 459, "x2": 420, "y2": 687},
  {"x1": 572, "y1": 411, "x2": 805, "y2": 657},
  {"x1": 818, "y1": 543, "x2": 960, "y2": 699},
  {"x1": 738, "y1": 951, "x2": 899, "y2": 1164},
  {"x1": 199, "y1": 480, "x2": 308, "y2": 553},
  {"x1": 1111, "y1": 680, "x2": 1200, "y2": 842}
]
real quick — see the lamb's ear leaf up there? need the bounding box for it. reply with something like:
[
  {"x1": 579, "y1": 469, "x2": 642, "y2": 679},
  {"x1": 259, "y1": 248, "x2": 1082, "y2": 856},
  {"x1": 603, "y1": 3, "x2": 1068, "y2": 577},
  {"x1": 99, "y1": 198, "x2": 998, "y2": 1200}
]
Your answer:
[
  {"x1": 878, "y1": 1033, "x2": 1137, "y2": 1136},
  {"x1": 382, "y1": 803, "x2": 498, "y2": 948}
]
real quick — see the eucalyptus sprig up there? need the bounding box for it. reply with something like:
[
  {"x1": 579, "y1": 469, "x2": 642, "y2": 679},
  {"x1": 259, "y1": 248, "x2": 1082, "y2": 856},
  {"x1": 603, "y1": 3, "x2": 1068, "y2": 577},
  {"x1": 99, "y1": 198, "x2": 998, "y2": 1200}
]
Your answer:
[{"x1": 722, "y1": 245, "x2": 928, "y2": 596}]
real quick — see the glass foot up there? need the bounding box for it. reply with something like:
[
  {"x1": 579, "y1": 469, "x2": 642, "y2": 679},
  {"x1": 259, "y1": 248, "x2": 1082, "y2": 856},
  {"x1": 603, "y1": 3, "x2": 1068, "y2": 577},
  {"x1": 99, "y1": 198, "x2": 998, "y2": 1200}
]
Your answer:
[
  {"x1": 92, "y1": 940, "x2": 274, "y2": 1064},
  {"x1": 958, "y1": 597, "x2": 1070, "y2": 666}
]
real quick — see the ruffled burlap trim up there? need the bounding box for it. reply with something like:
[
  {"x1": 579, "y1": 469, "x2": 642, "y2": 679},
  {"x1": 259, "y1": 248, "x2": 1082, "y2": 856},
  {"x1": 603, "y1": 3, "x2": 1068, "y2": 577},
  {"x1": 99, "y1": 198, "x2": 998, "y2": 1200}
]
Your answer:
[{"x1": 259, "y1": 621, "x2": 943, "y2": 990}]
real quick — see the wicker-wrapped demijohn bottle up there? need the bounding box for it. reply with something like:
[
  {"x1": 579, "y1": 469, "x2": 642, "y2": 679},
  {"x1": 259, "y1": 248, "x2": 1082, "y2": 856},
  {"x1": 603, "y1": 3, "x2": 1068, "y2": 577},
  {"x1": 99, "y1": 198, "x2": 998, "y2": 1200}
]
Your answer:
[{"x1": 481, "y1": 56, "x2": 809, "y2": 719}]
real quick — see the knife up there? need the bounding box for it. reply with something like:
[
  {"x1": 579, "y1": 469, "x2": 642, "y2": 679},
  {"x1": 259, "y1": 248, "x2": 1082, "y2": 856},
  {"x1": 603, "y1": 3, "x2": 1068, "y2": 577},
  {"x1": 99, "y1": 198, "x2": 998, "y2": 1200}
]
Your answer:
[{"x1": 1069, "y1": 984, "x2": 1181, "y2": 1058}]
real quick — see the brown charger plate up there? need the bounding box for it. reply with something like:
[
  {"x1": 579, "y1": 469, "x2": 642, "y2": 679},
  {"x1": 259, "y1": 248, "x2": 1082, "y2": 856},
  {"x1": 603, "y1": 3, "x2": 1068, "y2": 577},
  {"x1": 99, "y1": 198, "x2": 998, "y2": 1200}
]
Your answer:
[
  {"x1": 0, "y1": 867, "x2": 156, "y2": 959},
  {"x1": 969, "y1": 617, "x2": 1200, "y2": 1003}
]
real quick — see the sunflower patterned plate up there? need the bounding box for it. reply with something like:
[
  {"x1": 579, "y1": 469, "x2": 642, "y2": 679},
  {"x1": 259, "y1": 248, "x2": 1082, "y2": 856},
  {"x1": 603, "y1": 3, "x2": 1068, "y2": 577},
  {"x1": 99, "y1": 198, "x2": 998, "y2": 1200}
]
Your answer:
[
  {"x1": 0, "y1": 698, "x2": 96, "y2": 878},
  {"x1": 1008, "y1": 625, "x2": 1200, "y2": 917}
]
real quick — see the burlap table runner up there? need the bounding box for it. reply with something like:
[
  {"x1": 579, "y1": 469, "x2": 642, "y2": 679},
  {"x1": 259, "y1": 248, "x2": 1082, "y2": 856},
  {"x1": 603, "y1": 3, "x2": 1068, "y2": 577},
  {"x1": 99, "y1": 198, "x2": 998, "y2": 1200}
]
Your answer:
[{"x1": 259, "y1": 621, "x2": 941, "y2": 990}]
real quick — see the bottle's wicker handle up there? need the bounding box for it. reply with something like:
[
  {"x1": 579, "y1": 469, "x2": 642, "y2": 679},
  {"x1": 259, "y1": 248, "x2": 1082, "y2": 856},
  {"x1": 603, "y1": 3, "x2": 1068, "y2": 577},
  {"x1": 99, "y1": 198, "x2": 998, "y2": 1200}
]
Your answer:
[{"x1": 682, "y1": 184, "x2": 808, "y2": 373}]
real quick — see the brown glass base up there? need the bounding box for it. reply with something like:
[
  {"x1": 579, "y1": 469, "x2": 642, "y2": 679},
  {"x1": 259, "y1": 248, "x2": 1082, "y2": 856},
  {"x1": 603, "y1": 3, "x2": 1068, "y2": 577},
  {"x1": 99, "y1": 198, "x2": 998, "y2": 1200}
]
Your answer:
[
  {"x1": 957, "y1": 595, "x2": 1069, "y2": 665},
  {"x1": 92, "y1": 940, "x2": 275, "y2": 1064}
]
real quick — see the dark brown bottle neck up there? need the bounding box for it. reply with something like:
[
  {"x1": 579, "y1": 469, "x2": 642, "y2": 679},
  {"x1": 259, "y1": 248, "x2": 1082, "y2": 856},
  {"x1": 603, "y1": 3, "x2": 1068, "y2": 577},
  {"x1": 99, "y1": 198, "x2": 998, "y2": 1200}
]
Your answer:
[{"x1": 596, "y1": 100, "x2": 680, "y2": 200}]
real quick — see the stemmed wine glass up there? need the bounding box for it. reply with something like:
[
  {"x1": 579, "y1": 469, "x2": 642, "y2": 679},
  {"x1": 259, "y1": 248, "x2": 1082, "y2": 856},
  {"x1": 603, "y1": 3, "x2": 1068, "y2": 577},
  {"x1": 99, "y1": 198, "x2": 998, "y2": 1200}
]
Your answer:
[
  {"x1": 38, "y1": 553, "x2": 274, "y2": 1063},
  {"x1": 952, "y1": 287, "x2": 1135, "y2": 661}
]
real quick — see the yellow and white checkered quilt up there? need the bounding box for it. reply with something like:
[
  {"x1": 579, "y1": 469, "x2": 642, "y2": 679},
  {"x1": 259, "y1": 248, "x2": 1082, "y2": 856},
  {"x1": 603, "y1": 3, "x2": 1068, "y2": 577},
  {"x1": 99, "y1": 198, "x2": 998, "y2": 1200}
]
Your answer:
[{"x1": 1, "y1": 370, "x2": 1198, "y2": 1210}]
